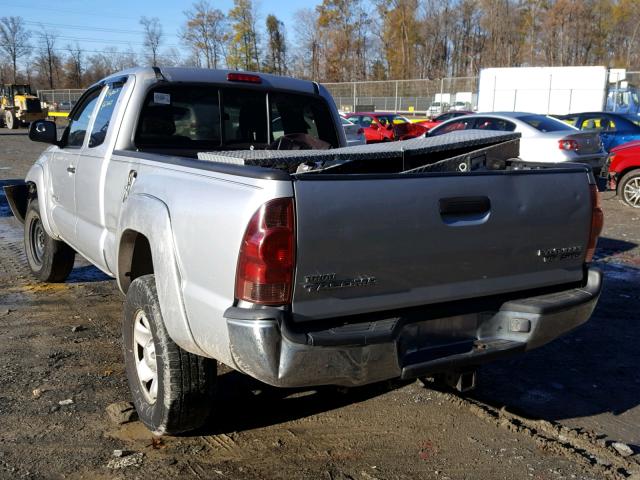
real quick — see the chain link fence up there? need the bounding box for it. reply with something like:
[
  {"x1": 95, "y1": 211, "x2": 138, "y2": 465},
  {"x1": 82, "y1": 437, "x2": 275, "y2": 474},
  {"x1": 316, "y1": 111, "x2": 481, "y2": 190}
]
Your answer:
[
  {"x1": 322, "y1": 77, "x2": 479, "y2": 116},
  {"x1": 35, "y1": 71, "x2": 640, "y2": 117},
  {"x1": 37, "y1": 89, "x2": 85, "y2": 111}
]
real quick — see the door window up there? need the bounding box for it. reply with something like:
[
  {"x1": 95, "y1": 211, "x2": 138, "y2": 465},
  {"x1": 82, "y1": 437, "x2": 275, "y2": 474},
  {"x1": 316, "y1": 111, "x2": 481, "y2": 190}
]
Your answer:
[
  {"x1": 474, "y1": 117, "x2": 516, "y2": 132},
  {"x1": 66, "y1": 89, "x2": 101, "y2": 148},
  {"x1": 580, "y1": 116, "x2": 616, "y2": 132},
  {"x1": 430, "y1": 117, "x2": 476, "y2": 136},
  {"x1": 359, "y1": 116, "x2": 374, "y2": 127},
  {"x1": 89, "y1": 82, "x2": 125, "y2": 148}
]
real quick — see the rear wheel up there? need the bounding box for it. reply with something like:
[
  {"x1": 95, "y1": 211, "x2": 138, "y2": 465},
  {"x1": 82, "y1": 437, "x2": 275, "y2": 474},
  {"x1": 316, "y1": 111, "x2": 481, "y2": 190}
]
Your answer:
[
  {"x1": 619, "y1": 169, "x2": 640, "y2": 208},
  {"x1": 123, "y1": 274, "x2": 217, "y2": 435},
  {"x1": 24, "y1": 198, "x2": 75, "y2": 282}
]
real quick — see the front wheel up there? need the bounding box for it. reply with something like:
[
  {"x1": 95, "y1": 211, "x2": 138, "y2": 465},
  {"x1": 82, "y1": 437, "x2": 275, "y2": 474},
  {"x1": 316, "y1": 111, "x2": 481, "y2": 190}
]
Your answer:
[
  {"x1": 123, "y1": 274, "x2": 217, "y2": 435},
  {"x1": 24, "y1": 198, "x2": 75, "y2": 282},
  {"x1": 619, "y1": 169, "x2": 640, "y2": 208}
]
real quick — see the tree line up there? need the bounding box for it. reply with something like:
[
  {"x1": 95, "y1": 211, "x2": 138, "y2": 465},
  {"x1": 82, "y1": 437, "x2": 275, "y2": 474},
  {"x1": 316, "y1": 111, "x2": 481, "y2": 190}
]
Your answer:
[{"x1": 1, "y1": 0, "x2": 640, "y2": 90}]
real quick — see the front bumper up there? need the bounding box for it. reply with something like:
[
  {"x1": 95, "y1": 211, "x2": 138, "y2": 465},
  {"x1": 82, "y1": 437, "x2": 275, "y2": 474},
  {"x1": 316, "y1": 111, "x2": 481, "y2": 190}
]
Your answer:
[{"x1": 224, "y1": 268, "x2": 602, "y2": 388}]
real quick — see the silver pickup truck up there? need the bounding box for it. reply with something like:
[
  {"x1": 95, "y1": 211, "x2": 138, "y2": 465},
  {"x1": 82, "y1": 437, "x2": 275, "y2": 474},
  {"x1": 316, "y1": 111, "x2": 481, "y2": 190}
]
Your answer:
[{"x1": 4, "y1": 67, "x2": 603, "y2": 435}]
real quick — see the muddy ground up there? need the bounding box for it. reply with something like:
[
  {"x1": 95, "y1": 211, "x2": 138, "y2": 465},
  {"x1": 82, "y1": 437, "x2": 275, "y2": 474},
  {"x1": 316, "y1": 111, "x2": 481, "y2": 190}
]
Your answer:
[{"x1": 0, "y1": 130, "x2": 639, "y2": 480}]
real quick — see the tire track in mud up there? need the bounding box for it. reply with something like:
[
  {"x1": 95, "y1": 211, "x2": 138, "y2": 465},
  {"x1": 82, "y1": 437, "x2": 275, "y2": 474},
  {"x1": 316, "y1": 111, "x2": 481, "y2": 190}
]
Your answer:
[{"x1": 440, "y1": 391, "x2": 640, "y2": 480}]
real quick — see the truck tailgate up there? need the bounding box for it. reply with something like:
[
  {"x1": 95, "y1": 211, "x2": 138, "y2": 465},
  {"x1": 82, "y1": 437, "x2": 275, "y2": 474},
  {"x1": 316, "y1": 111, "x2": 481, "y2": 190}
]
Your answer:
[{"x1": 291, "y1": 168, "x2": 592, "y2": 321}]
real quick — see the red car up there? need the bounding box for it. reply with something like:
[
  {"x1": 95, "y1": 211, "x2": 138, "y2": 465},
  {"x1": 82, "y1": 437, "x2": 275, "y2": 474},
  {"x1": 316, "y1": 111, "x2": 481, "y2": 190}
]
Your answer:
[
  {"x1": 344, "y1": 112, "x2": 426, "y2": 143},
  {"x1": 604, "y1": 140, "x2": 640, "y2": 208},
  {"x1": 414, "y1": 110, "x2": 474, "y2": 130}
]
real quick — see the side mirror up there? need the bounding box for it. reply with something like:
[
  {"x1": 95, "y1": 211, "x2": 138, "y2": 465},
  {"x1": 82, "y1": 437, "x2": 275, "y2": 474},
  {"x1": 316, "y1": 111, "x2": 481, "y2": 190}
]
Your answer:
[{"x1": 29, "y1": 120, "x2": 58, "y2": 145}]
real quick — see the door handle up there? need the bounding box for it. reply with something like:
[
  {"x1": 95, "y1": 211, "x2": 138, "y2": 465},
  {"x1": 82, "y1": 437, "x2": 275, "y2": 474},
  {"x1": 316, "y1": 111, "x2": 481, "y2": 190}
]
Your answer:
[
  {"x1": 439, "y1": 196, "x2": 491, "y2": 216},
  {"x1": 66, "y1": 166, "x2": 76, "y2": 174}
]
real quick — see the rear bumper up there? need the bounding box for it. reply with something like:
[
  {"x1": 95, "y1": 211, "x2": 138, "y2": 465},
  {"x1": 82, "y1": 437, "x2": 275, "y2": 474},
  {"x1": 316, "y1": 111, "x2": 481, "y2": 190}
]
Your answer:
[
  {"x1": 224, "y1": 268, "x2": 602, "y2": 388},
  {"x1": 573, "y1": 153, "x2": 607, "y2": 172}
]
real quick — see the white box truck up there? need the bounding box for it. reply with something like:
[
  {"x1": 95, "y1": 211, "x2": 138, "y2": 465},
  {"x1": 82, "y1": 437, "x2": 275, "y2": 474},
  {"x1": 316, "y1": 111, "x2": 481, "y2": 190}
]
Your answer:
[{"x1": 477, "y1": 66, "x2": 640, "y2": 115}]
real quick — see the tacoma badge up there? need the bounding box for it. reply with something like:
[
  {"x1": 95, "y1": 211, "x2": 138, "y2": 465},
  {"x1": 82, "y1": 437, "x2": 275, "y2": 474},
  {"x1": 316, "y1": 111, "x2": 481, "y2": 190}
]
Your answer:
[
  {"x1": 537, "y1": 246, "x2": 583, "y2": 263},
  {"x1": 302, "y1": 273, "x2": 377, "y2": 293}
]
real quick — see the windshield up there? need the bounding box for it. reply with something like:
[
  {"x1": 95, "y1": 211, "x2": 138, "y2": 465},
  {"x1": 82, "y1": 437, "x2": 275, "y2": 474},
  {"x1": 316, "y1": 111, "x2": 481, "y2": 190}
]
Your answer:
[
  {"x1": 12, "y1": 85, "x2": 30, "y2": 95},
  {"x1": 517, "y1": 114, "x2": 575, "y2": 132}
]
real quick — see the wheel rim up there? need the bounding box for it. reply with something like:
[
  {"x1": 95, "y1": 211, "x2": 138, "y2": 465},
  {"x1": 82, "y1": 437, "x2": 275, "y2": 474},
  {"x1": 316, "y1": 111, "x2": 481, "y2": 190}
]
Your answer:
[
  {"x1": 29, "y1": 216, "x2": 46, "y2": 267},
  {"x1": 623, "y1": 177, "x2": 640, "y2": 208},
  {"x1": 133, "y1": 309, "x2": 158, "y2": 403}
]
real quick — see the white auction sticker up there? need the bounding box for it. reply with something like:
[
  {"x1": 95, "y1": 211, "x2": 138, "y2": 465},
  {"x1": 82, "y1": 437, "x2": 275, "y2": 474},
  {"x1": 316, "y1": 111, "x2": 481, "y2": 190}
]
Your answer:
[{"x1": 153, "y1": 92, "x2": 171, "y2": 105}]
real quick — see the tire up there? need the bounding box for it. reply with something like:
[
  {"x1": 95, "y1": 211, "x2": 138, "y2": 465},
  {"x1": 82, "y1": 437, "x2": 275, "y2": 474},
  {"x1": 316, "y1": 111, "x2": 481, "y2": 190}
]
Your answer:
[
  {"x1": 619, "y1": 169, "x2": 640, "y2": 208},
  {"x1": 123, "y1": 274, "x2": 216, "y2": 435},
  {"x1": 24, "y1": 198, "x2": 75, "y2": 282},
  {"x1": 5, "y1": 110, "x2": 17, "y2": 129}
]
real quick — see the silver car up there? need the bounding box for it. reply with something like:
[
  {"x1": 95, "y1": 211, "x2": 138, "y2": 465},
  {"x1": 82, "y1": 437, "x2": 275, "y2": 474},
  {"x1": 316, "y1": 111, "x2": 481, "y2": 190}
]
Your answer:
[
  {"x1": 428, "y1": 112, "x2": 606, "y2": 170},
  {"x1": 340, "y1": 115, "x2": 366, "y2": 146}
]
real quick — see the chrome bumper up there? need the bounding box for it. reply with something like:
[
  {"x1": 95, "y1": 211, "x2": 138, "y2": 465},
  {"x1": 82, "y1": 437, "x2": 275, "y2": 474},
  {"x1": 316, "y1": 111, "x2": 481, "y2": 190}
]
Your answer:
[{"x1": 225, "y1": 268, "x2": 602, "y2": 388}]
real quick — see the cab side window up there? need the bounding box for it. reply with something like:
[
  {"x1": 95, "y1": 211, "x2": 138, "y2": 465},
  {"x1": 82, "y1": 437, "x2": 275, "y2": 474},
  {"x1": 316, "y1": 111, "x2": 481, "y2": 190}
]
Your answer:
[
  {"x1": 89, "y1": 83, "x2": 124, "y2": 148},
  {"x1": 66, "y1": 89, "x2": 101, "y2": 148}
]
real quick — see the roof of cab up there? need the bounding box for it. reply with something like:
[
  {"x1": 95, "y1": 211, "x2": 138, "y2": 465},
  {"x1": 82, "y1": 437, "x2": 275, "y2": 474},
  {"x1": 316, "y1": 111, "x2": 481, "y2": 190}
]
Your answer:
[{"x1": 96, "y1": 66, "x2": 319, "y2": 95}]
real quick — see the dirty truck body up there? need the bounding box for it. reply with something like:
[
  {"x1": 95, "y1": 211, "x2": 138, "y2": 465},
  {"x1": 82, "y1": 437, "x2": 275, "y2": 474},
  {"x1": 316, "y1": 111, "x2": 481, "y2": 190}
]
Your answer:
[{"x1": 5, "y1": 67, "x2": 603, "y2": 435}]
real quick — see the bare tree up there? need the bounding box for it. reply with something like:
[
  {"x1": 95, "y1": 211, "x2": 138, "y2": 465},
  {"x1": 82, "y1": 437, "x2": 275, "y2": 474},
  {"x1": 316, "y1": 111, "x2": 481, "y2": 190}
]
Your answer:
[
  {"x1": 0, "y1": 16, "x2": 31, "y2": 83},
  {"x1": 140, "y1": 16, "x2": 163, "y2": 66},
  {"x1": 292, "y1": 8, "x2": 321, "y2": 79},
  {"x1": 181, "y1": 1, "x2": 227, "y2": 69},
  {"x1": 66, "y1": 43, "x2": 84, "y2": 88},
  {"x1": 37, "y1": 26, "x2": 58, "y2": 89}
]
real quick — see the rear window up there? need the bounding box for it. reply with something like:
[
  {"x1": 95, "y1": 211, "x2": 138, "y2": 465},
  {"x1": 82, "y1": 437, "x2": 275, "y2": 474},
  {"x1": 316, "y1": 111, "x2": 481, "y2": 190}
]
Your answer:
[
  {"x1": 621, "y1": 114, "x2": 640, "y2": 127},
  {"x1": 517, "y1": 114, "x2": 574, "y2": 132},
  {"x1": 135, "y1": 85, "x2": 338, "y2": 150}
]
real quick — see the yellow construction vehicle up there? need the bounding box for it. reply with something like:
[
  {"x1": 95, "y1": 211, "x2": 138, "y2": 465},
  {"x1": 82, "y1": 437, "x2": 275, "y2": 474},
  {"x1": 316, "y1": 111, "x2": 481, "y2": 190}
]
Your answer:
[{"x1": 0, "y1": 84, "x2": 48, "y2": 129}]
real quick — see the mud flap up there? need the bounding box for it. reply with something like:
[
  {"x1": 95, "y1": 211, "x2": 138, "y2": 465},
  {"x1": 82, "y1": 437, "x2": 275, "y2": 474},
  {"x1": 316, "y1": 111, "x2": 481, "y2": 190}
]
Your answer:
[{"x1": 2, "y1": 182, "x2": 29, "y2": 223}]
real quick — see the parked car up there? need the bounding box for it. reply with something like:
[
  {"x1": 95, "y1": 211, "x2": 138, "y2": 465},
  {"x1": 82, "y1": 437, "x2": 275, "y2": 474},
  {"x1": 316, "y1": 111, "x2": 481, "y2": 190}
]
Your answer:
[
  {"x1": 451, "y1": 101, "x2": 469, "y2": 111},
  {"x1": 415, "y1": 110, "x2": 473, "y2": 129},
  {"x1": 428, "y1": 101, "x2": 447, "y2": 116},
  {"x1": 558, "y1": 112, "x2": 640, "y2": 152},
  {"x1": 603, "y1": 140, "x2": 640, "y2": 208},
  {"x1": 428, "y1": 112, "x2": 607, "y2": 170},
  {"x1": 340, "y1": 116, "x2": 366, "y2": 146},
  {"x1": 344, "y1": 112, "x2": 426, "y2": 143},
  {"x1": 4, "y1": 68, "x2": 603, "y2": 436}
]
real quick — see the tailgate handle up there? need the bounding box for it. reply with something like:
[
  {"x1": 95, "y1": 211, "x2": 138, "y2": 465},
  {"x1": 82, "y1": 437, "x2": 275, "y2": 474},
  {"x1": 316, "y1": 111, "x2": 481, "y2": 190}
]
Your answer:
[{"x1": 439, "y1": 196, "x2": 491, "y2": 216}]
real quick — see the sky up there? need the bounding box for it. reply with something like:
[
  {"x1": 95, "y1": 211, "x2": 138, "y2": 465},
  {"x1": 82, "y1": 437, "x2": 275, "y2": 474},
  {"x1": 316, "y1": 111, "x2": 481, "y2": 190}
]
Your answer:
[{"x1": 0, "y1": 0, "x2": 314, "y2": 60}]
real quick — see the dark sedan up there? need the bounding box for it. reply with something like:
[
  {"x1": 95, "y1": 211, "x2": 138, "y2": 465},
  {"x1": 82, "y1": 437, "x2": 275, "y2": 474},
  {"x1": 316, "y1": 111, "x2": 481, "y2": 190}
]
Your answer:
[{"x1": 559, "y1": 112, "x2": 640, "y2": 151}]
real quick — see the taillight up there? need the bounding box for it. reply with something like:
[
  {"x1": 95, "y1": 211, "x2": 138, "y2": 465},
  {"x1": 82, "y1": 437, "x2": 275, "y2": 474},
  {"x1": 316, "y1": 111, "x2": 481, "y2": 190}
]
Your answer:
[
  {"x1": 585, "y1": 184, "x2": 604, "y2": 263},
  {"x1": 235, "y1": 198, "x2": 295, "y2": 305},
  {"x1": 227, "y1": 72, "x2": 262, "y2": 84},
  {"x1": 559, "y1": 139, "x2": 579, "y2": 151}
]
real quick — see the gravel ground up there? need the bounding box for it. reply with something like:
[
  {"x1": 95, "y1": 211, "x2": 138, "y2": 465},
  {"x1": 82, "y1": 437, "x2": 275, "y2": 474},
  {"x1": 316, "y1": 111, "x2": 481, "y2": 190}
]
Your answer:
[{"x1": 0, "y1": 130, "x2": 638, "y2": 480}]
